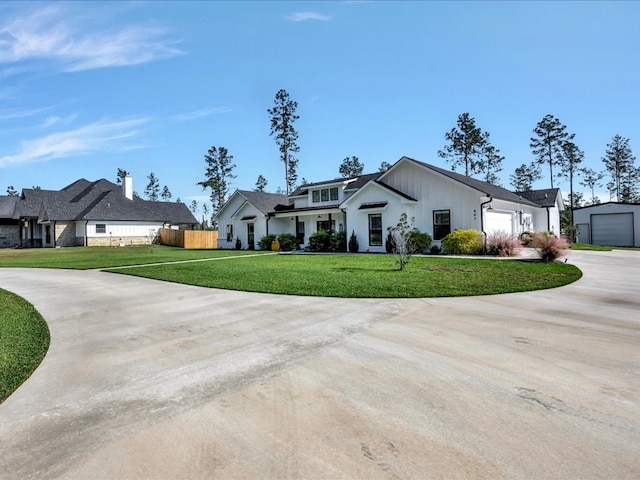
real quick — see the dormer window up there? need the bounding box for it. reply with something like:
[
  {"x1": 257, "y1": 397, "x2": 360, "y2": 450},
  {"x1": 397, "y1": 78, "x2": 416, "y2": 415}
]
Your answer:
[{"x1": 312, "y1": 187, "x2": 339, "y2": 203}]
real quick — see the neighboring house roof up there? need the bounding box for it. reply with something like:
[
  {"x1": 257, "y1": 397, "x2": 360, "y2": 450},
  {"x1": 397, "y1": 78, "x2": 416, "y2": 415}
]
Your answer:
[
  {"x1": 573, "y1": 201, "x2": 640, "y2": 211},
  {"x1": 0, "y1": 196, "x2": 19, "y2": 219},
  {"x1": 516, "y1": 189, "x2": 562, "y2": 208},
  {"x1": 15, "y1": 179, "x2": 197, "y2": 224}
]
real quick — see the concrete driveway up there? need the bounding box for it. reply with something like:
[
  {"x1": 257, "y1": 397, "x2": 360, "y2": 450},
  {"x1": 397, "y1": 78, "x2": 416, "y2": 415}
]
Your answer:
[{"x1": 0, "y1": 250, "x2": 638, "y2": 479}]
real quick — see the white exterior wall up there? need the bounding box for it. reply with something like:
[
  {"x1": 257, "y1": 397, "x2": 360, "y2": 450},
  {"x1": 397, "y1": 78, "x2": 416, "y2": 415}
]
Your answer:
[
  {"x1": 381, "y1": 161, "x2": 483, "y2": 238},
  {"x1": 215, "y1": 194, "x2": 251, "y2": 249},
  {"x1": 343, "y1": 184, "x2": 409, "y2": 252},
  {"x1": 574, "y1": 203, "x2": 640, "y2": 247}
]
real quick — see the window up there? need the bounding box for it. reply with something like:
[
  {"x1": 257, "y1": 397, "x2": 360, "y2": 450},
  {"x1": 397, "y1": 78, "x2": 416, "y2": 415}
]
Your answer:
[
  {"x1": 226, "y1": 224, "x2": 233, "y2": 242},
  {"x1": 312, "y1": 190, "x2": 320, "y2": 203},
  {"x1": 312, "y1": 187, "x2": 339, "y2": 203},
  {"x1": 433, "y1": 210, "x2": 451, "y2": 240},
  {"x1": 330, "y1": 187, "x2": 339, "y2": 201},
  {"x1": 96, "y1": 224, "x2": 106, "y2": 234},
  {"x1": 368, "y1": 214, "x2": 383, "y2": 246},
  {"x1": 247, "y1": 223, "x2": 254, "y2": 249},
  {"x1": 321, "y1": 188, "x2": 329, "y2": 202}
]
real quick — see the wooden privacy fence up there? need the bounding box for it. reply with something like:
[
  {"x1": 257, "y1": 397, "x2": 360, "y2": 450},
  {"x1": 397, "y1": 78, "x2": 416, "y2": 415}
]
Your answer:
[{"x1": 159, "y1": 228, "x2": 218, "y2": 249}]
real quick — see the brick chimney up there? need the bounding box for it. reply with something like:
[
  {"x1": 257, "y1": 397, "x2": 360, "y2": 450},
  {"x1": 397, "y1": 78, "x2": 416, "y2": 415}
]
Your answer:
[{"x1": 122, "y1": 175, "x2": 133, "y2": 200}]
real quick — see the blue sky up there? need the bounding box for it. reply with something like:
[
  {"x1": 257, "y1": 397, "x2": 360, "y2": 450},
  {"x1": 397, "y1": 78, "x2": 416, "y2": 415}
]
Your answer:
[{"x1": 1, "y1": 1, "x2": 639, "y2": 213}]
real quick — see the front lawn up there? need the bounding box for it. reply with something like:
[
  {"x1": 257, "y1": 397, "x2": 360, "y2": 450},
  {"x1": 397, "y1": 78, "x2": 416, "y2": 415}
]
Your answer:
[
  {"x1": 0, "y1": 289, "x2": 50, "y2": 403},
  {"x1": 0, "y1": 245, "x2": 270, "y2": 269},
  {"x1": 108, "y1": 254, "x2": 582, "y2": 298}
]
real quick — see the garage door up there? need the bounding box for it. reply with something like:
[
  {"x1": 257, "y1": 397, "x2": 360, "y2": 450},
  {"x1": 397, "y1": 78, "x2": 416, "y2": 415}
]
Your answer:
[
  {"x1": 485, "y1": 211, "x2": 513, "y2": 235},
  {"x1": 591, "y1": 213, "x2": 634, "y2": 247}
]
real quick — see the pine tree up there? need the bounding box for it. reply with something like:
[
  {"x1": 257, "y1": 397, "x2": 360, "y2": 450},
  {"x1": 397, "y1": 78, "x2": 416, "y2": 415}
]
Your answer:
[
  {"x1": 438, "y1": 113, "x2": 485, "y2": 177},
  {"x1": 559, "y1": 139, "x2": 583, "y2": 225},
  {"x1": 602, "y1": 134, "x2": 636, "y2": 202},
  {"x1": 579, "y1": 168, "x2": 605, "y2": 205},
  {"x1": 144, "y1": 173, "x2": 160, "y2": 201},
  {"x1": 161, "y1": 185, "x2": 172, "y2": 201},
  {"x1": 479, "y1": 132, "x2": 504, "y2": 185},
  {"x1": 510, "y1": 163, "x2": 542, "y2": 191},
  {"x1": 268, "y1": 89, "x2": 300, "y2": 195},
  {"x1": 197, "y1": 146, "x2": 236, "y2": 213},
  {"x1": 339, "y1": 156, "x2": 364, "y2": 178},
  {"x1": 379, "y1": 161, "x2": 392, "y2": 172},
  {"x1": 6, "y1": 186, "x2": 18, "y2": 196},
  {"x1": 254, "y1": 175, "x2": 268, "y2": 192},
  {"x1": 530, "y1": 114, "x2": 570, "y2": 188}
]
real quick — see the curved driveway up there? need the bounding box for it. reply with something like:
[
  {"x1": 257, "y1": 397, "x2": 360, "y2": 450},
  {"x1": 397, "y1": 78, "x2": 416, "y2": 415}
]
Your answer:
[{"x1": 0, "y1": 250, "x2": 639, "y2": 479}]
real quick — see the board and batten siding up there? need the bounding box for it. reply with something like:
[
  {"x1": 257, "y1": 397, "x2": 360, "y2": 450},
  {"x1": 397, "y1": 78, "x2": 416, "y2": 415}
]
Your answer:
[{"x1": 382, "y1": 160, "x2": 483, "y2": 237}]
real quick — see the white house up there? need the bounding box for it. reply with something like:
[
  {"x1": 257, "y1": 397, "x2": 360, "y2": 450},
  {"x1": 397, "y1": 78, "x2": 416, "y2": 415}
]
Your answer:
[
  {"x1": 573, "y1": 202, "x2": 640, "y2": 247},
  {"x1": 215, "y1": 156, "x2": 563, "y2": 252}
]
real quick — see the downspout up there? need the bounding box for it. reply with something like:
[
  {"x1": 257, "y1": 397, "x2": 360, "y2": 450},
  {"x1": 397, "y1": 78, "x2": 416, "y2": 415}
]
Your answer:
[
  {"x1": 53, "y1": 221, "x2": 56, "y2": 248},
  {"x1": 266, "y1": 214, "x2": 271, "y2": 236},
  {"x1": 547, "y1": 207, "x2": 551, "y2": 232},
  {"x1": 480, "y1": 195, "x2": 493, "y2": 251}
]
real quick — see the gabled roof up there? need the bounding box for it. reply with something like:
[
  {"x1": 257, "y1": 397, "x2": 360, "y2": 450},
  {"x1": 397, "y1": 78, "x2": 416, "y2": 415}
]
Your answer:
[
  {"x1": 235, "y1": 190, "x2": 290, "y2": 215},
  {"x1": 516, "y1": 189, "x2": 561, "y2": 208},
  {"x1": 400, "y1": 157, "x2": 542, "y2": 207},
  {"x1": 15, "y1": 178, "x2": 197, "y2": 224},
  {"x1": 0, "y1": 196, "x2": 19, "y2": 219}
]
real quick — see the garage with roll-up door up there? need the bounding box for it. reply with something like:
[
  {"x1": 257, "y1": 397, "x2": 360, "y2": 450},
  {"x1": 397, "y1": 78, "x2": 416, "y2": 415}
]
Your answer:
[
  {"x1": 573, "y1": 202, "x2": 640, "y2": 247},
  {"x1": 485, "y1": 211, "x2": 514, "y2": 235}
]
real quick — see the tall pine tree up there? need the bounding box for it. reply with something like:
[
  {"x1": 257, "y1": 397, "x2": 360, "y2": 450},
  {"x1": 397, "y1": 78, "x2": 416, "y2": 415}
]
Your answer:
[
  {"x1": 268, "y1": 89, "x2": 300, "y2": 195},
  {"x1": 530, "y1": 114, "x2": 570, "y2": 188},
  {"x1": 197, "y1": 146, "x2": 236, "y2": 213}
]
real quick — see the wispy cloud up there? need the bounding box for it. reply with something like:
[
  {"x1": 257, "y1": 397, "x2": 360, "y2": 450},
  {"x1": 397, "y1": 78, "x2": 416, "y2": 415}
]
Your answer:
[
  {"x1": 173, "y1": 108, "x2": 232, "y2": 121},
  {"x1": 0, "y1": 117, "x2": 149, "y2": 167},
  {"x1": 0, "y1": 5, "x2": 184, "y2": 72},
  {"x1": 287, "y1": 12, "x2": 332, "y2": 22},
  {"x1": 0, "y1": 106, "x2": 53, "y2": 121}
]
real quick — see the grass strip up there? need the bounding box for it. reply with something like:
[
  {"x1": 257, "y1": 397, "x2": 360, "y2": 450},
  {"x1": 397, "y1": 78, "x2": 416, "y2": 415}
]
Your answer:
[
  {"x1": 0, "y1": 245, "x2": 270, "y2": 270},
  {"x1": 0, "y1": 289, "x2": 50, "y2": 403}
]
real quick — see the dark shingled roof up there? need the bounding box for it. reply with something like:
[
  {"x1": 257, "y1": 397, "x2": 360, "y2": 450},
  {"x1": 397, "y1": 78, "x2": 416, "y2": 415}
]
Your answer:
[
  {"x1": 234, "y1": 190, "x2": 290, "y2": 215},
  {"x1": 289, "y1": 172, "x2": 384, "y2": 197},
  {"x1": 516, "y1": 189, "x2": 561, "y2": 208},
  {"x1": 0, "y1": 196, "x2": 19, "y2": 219},
  {"x1": 14, "y1": 179, "x2": 197, "y2": 224}
]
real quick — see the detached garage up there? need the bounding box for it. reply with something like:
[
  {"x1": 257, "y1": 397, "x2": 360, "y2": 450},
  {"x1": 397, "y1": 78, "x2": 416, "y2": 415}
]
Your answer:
[{"x1": 573, "y1": 202, "x2": 640, "y2": 247}]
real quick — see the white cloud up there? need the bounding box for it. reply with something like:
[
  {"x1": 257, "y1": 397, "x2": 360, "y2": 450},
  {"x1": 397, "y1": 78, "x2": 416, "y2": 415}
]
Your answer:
[
  {"x1": 0, "y1": 5, "x2": 184, "y2": 72},
  {"x1": 173, "y1": 108, "x2": 232, "y2": 121},
  {"x1": 0, "y1": 117, "x2": 149, "y2": 167},
  {"x1": 287, "y1": 12, "x2": 332, "y2": 22}
]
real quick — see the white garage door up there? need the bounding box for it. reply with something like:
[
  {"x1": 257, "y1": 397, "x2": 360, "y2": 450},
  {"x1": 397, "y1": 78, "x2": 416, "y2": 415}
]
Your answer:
[
  {"x1": 485, "y1": 211, "x2": 513, "y2": 235},
  {"x1": 591, "y1": 213, "x2": 634, "y2": 247}
]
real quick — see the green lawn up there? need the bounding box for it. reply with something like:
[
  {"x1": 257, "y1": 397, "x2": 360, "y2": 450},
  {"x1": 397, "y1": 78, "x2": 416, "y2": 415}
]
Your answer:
[
  {"x1": 571, "y1": 243, "x2": 614, "y2": 251},
  {"x1": 108, "y1": 253, "x2": 583, "y2": 298},
  {"x1": 0, "y1": 245, "x2": 270, "y2": 269},
  {"x1": 0, "y1": 289, "x2": 50, "y2": 403}
]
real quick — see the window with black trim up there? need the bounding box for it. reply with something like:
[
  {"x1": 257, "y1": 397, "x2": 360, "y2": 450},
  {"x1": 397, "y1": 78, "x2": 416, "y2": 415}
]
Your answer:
[
  {"x1": 433, "y1": 210, "x2": 450, "y2": 240},
  {"x1": 226, "y1": 224, "x2": 233, "y2": 242},
  {"x1": 368, "y1": 214, "x2": 383, "y2": 246},
  {"x1": 312, "y1": 190, "x2": 320, "y2": 202},
  {"x1": 330, "y1": 187, "x2": 339, "y2": 201},
  {"x1": 96, "y1": 224, "x2": 106, "y2": 234}
]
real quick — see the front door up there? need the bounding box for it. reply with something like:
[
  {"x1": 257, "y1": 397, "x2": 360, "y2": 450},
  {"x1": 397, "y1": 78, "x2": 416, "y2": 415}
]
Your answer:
[{"x1": 247, "y1": 223, "x2": 255, "y2": 250}]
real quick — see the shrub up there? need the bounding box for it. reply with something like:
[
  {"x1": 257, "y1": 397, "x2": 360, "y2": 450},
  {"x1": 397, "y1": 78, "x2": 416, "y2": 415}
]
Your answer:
[
  {"x1": 277, "y1": 233, "x2": 298, "y2": 252},
  {"x1": 430, "y1": 245, "x2": 442, "y2": 254},
  {"x1": 348, "y1": 230, "x2": 359, "y2": 253},
  {"x1": 408, "y1": 230, "x2": 433, "y2": 253},
  {"x1": 330, "y1": 231, "x2": 347, "y2": 252},
  {"x1": 258, "y1": 234, "x2": 277, "y2": 251},
  {"x1": 308, "y1": 230, "x2": 331, "y2": 252},
  {"x1": 486, "y1": 231, "x2": 523, "y2": 257},
  {"x1": 530, "y1": 232, "x2": 570, "y2": 262},
  {"x1": 441, "y1": 229, "x2": 483, "y2": 255},
  {"x1": 520, "y1": 232, "x2": 533, "y2": 246},
  {"x1": 234, "y1": 237, "x2": 242, "y2": 250}
]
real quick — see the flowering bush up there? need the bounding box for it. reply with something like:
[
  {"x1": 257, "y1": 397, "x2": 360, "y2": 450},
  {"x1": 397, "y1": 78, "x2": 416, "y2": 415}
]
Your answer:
[
  {"x1": 441, "y1": 229, "x2": 483, "y2": 255},
  {"x1": 530, "y1": 232, "x2": 570, "y2": 262},
  {"x1": 486, "y1": 231, "x2": 522, "y2": 257}
]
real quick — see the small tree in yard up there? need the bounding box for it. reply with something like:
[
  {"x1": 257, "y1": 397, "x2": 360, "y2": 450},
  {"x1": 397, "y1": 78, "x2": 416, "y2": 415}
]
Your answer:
[{"x1": 387, "y1": 213, "x2": 418, "y2": 271}]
